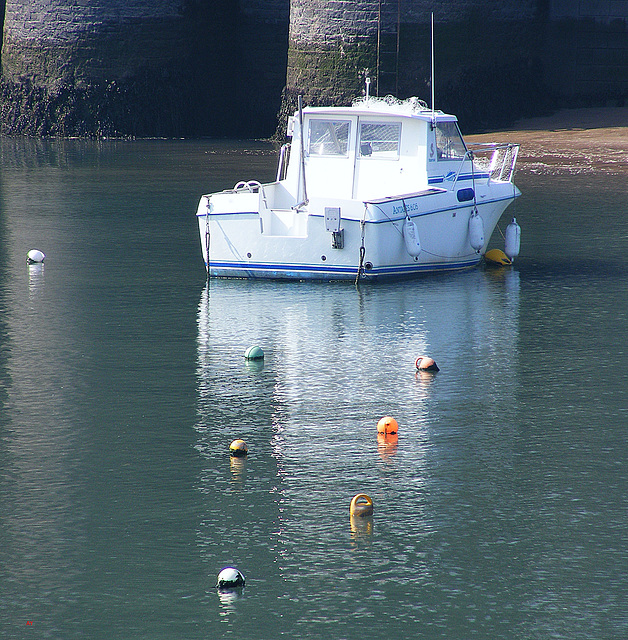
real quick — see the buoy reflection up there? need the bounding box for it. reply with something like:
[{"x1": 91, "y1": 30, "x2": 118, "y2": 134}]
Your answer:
[
  {"x1": 27, "y1": 263, "x2": 44, "y2": 298},
  {"x1": 244, "y1": 359, "x2": 264, "y2": 373},
  {"x1": 377, "y1": 432, "x2": 398, "y2": 461},
  {"x1": 230, "y1": 456, "x2": 247, "y2": 487},
  {"x1": 415, "y1": 369, "x2": 438, "y2": 384},
  {"x1": 350, "y1": 513, "x2": 373, "y2": 542},
  {"x1": 217, "y1": 587, "x2": 244, "y2": 615}
]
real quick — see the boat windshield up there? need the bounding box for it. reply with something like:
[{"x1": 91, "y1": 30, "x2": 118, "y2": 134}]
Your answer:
[
  {"x1": 434, "y1": 121, "x2": 467, "y2": 160},
  {"x1": 308, "y1": 120, "x2": 350, "y2": 156}
]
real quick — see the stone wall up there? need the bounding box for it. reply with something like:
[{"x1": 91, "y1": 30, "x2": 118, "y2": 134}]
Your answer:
[
  {"x1": 0, "y1": 0, "x2": 625, "y2": 137},
  {"x1": 1, "y1": 1, "x2": 185, "y2": 86},
  {"x1": 546, "y1": 0, "x2": 628, "y2": 103},
  {"x1": 283, "y1": 0, "x2": 546, "y2": 132},
  {"x1": 0, "y1": 0, "x2": 289, "y2": 137},
  {"x1": 283, "y1": 0, "x2": 627, "y2": 132}
]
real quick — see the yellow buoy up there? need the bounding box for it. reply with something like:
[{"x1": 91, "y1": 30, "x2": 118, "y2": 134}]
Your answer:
[
  {"x1": 229, "y1": 439, "x2": 248, "y2": 457},
  {"x1": 377, "y1": 416, "x2": 398, "y2": 434},
  {"x1": 484, "y1": 248, "x2": 512, "y2": 266},
  {"x1": 350, "y1": 493, "x2": 374, "y2": 517}
]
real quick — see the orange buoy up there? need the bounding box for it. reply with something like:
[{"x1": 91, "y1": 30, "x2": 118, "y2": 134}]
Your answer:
[
  {"x1": 350, "y1": 493, "x2": 374, "y2": 517},
  {"x1": 377, "y1": 416, "x2": 398, "y2": 434},
  {"x1": 415, "y1": 355, "x2": 439, "y2": 372}
]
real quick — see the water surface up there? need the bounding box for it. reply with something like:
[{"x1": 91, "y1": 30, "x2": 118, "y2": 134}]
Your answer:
[{"x1": 0, "y1": 136, "x2": 626, "y2": 639}]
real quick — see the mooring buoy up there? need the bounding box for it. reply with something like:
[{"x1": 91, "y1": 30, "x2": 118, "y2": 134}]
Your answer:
[
  {"x1": 377, "y1": 416, "x2": 398, "y2": 434},
  {"x1": 484, "y1": 248, "x2": 512, "y2": 266},
  {"x1": 350, "y1": 493, "x2": 374, "y2": 517},
  {"x1": 229, "y1": 439, "x2": 248, "y2": 457},
  {"x1": 244, "y1": 345, "x2": 264, "y2": 360},
  {"x1": 26, "y1": 249, "x2": 45, "y2": 264},
  {"x1": 415, "y1": 356, "x2": 439, "y2": 372},
  {"x1": 216, "y1": 567, "x2": 245, "y2": 589}
]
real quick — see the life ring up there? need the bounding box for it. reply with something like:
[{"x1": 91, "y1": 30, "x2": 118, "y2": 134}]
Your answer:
[
  {"x1": 233, "y1": 180, "x2": 261, "y2": 192},
  {"x1": 350, "y1": 493, "x2": 374, "y2": 517}
]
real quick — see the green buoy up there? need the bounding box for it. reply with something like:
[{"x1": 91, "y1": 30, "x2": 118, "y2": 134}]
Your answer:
[{"x1": 244, "y1": 346, "x2": 264, "y2": 360}]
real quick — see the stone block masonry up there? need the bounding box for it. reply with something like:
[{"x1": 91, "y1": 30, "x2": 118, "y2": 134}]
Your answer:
[
  {"x1": 0, "y1": 0, "x2": 289, "y2": 137},
  {"x1": 282, "y1": 0, "x2": 627, "y2": 134},
  {"x1": 0, "y1": 0, "x2": 625, "y2": 137}
]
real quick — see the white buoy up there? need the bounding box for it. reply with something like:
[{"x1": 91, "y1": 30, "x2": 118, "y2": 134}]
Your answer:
[
  {"x1": 468, "y1": 210, "x2": 484, "y2": 253},
  {"x1": 402, "y1": 218, "x2": 421, "y2": 257},
  {"x1": 216, "y1": 567, "x2": 245, "y2": 589},
  {"x1": 504, "y1": 217, "x2": 521, "y2": 261},
  {"x1": 26, "y1": 249, "x2": 45, "y2": 264}
]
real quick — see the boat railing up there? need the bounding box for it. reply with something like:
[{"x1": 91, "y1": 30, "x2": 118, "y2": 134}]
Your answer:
[
  {"x1": 276, "y1": 143, "x2": 291, "y2": 182},
  {"x1": 466, "y1": 143, "x2": 520, "y2": 183}
]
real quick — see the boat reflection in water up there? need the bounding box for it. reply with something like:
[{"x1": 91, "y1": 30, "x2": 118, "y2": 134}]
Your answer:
[{"x1": 194, "y1": 268, "x2": 520, "y2": 613}]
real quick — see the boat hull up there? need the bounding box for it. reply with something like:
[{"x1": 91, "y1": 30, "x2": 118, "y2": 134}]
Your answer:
[{"x1": 196, "y1": 187, "x2": 517, "y2": 281}]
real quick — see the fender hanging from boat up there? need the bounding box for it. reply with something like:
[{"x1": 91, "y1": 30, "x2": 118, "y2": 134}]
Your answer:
[
  {"x1": 402, "y1": 217, "x2": 422, "y2": 257},
  {"x1": 468, "y1": 209, "x2": 485, "y2": 253},
  {"x1": 504, "y1": 217, "x2": 521, "y2": 261}
]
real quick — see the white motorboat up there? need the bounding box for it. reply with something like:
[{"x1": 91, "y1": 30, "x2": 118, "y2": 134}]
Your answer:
[{"x1": 196, "y1": 94, "x2": 521, "y2": 281}]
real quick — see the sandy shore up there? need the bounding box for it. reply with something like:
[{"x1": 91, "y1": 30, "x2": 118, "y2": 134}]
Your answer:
[{"x1": 467, "y1": 107, "x2": 628, "y2": 174}]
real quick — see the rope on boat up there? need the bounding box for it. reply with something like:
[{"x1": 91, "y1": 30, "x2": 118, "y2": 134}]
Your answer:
[
  {"x1": 355, "y1": 209, "x2": 368, "y2": 285},
  {"x1": 493, "y1": 180, "x2": 519, "y2": 242},
  {"x1": 370, "y1": 203, "x2": 405, "y2": 236}
]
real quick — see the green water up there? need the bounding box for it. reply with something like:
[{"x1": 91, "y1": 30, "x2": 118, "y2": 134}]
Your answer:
[{"x1": 0, "y1": 139, "x2": 626, "y2": 639}]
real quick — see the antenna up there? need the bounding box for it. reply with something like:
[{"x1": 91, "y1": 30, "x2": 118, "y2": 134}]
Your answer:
[{"x1": 431, "y1": 12, "x2": 435, "y2": 123}]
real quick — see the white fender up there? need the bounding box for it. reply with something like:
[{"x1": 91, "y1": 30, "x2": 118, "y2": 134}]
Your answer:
[
  {"x1": 468, "y1": 210, "x2": 484, "y2": 253},
  {"x1": 403, "y1": 218, "x2": 421, "y2": 257},
  {"x1": 504, "y1": 217, "x2": 521, "y2": 261}
]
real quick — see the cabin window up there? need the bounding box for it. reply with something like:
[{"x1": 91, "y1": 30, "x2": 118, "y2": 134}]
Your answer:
[
  {"x1": 434, "y1": 121, "x2": 467, "y2": 160},
  {"x1": 359, "y1": 122, "x2": 400, "y2": 158},
  {"x1": 308, "y1": 120, "x2": 350, "y2": 156}
]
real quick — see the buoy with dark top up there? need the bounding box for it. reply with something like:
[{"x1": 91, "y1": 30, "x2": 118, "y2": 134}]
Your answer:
[
  {"x1": 377, "y1": 416, "x2": 398, "y2": 434},
  {"x1": 350, "y1": 494, "x2": 374, "y2": 517},
  {"x1": 244, "y1": 346, "x2": 264, "y2": 360},
  {"x1": 216, "y1": 567, "x2": 245, "y2": 589},
  {"x1": 415, "y1": 356, "x2": 439, "y2": 372},
  {"x1": 229, "y1": 439, "x2": 248, "y2": 457}
]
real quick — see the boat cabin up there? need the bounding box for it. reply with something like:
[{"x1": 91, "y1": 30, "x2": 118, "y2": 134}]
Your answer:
[{"x1": 282, "y1": 98, "x2": 469, "y2": 203}]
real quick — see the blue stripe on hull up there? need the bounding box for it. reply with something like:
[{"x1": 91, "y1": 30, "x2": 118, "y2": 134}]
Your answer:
[{"x1": 207, "y1": 258, "x2": 481, "y2": 281}]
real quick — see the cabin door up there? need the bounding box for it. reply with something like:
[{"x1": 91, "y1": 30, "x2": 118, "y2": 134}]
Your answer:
[{"x1": 303, "y1": 116, "x2": 358, "y2": 200}]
